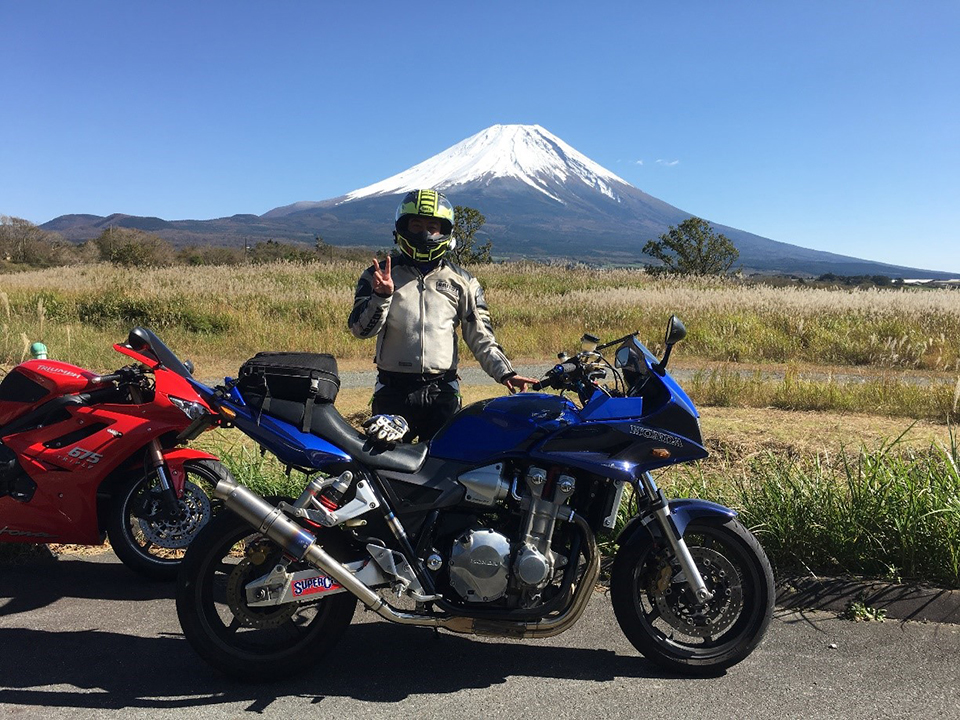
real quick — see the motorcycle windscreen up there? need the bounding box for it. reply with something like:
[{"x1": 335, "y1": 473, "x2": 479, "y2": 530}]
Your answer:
[{"x1": 429, "y1": 394, "x2": 580, "y2": 464}]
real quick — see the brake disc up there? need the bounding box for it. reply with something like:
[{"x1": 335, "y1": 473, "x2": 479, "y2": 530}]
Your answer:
[
  {"x1": 650, "y1": 546, "x2": 743, "y2": 638},
  {"x1": 137, "y1": 479, "x2": 211, "y2": 549}
]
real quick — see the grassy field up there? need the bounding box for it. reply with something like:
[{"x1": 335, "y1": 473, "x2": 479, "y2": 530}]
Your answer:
[
  {"x1": 4, "y1": 261, "x2": 960, "y2": 375},
  {"x1": 2, "y1": 261, "x2": 959, "y2": 585}
]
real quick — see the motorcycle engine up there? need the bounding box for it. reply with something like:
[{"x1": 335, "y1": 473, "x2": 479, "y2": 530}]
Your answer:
[{"x1": 448, "y1": 528, "x2": 511, "y2": 602}]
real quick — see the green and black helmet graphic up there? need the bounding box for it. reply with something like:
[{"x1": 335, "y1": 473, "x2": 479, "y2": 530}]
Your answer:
[{"x1": 394, "y1": 189, "x2": 455, "y2": 262}]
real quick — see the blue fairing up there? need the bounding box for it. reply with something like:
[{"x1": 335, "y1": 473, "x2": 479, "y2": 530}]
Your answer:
[
  {"x1": 659, "y1": 370, "x2": 698, "y2": 419},
  {"x1": 430, "y1": 376, "x2": 706, "y2": 475},
  {"x1": 217, "y1": 382, "x2": 351, "y2": 468},
  {"x1": 430, "y1": 394, "x2": 579, "y2": 464},
  {"x1": 579, "y1": 393, "x2": 644, "y2": 421}
]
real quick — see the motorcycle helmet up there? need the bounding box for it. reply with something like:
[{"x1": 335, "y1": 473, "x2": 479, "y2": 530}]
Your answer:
[{"x1": 394, "y1": 189, "x2": 455, "y2": 262}]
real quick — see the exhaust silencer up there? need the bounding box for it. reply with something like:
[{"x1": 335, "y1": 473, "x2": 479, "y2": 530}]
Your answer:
[
  {"x1": 214, "y1": 475, "x2": 316, "y2": 559},
  {"x1": 213, "y1": 475, "x2": 385, "y2": 610}
]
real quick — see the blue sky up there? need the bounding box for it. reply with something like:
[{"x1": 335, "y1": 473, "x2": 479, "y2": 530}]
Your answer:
[{"x1": 2, "y1": 1, "x2": 958, "y2": 273}]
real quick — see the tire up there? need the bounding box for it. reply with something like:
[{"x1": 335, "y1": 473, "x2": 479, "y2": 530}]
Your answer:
[
  {"x1": 106, "y1": 459, "x2": 225, "y2": 581},
  {"x1": 175, "y1": 510, "x2": 357, "y2": 681},
  {"x1": 611, "y1": 517, "x2": 775, "y2": 675}
]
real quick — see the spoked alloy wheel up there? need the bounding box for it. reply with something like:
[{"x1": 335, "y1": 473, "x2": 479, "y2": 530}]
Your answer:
[
  {"x1": 611, "y1": 518, "x2": 774, "y2": 674},
  {"x1": 176, "y1": 510, "x2": 356, "y2": 681},
  {"x1": 106, "y1": 459, "x2": 224, "y2": 580}
]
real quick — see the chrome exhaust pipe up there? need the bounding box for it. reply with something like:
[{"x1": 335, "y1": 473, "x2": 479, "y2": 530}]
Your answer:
[
  {"x1": 214, "y1": 475, "x2": 386, "y2": 611},
  {"x1": 215, "y1": 476, "x2": 598, "y2": 638},
  {"x1": 215, "y1": 475, "x2": 315, "y2": 559}
]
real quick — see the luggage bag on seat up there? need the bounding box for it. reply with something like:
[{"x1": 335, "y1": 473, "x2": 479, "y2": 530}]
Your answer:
[{"x1": 237, "y1": 352, "x2": 340, "y2": 432}]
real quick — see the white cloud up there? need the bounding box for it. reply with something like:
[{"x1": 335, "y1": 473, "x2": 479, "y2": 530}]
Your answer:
[
  {"x1": 656, "y1": 159, "x2": 680, "y2": 166},
  {"x1": 635, "y1": 159, "x2": 644, "y2": 165}
]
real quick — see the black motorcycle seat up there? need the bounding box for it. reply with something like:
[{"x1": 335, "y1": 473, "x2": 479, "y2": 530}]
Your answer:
[{"x1": 248, "y1": 396, "x2": 429, "y2": 473}]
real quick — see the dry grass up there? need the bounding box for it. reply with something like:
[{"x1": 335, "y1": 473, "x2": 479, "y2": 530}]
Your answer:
[{"x1": 3, "y1": 262, "x2": 960, "y2": 373}]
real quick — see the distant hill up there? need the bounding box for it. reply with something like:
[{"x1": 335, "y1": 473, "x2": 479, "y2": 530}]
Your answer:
[{"x1": 41, "y1": 124, "x2": 956, "y2": 279}]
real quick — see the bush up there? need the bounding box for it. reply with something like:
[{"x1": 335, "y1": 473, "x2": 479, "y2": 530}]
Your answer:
[
  {"x1": 76, "y1": 290, "x2": 231, "y2": 334},
  {"x1": 93, "y1": 227, "x2": 176, "y2": 267}
]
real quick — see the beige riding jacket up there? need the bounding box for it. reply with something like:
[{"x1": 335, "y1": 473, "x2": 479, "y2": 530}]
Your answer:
[{"x1": 348, "y1": 254, "x2": 515, "y2": 382}]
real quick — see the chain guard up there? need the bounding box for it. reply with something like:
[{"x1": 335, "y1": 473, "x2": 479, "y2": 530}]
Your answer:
[
  {"x1": 137, "y1": 480, "x2": 211, "y2": 549},
  {"x1": 649, "y1": 546, "x2": 743, "y2": 638}
]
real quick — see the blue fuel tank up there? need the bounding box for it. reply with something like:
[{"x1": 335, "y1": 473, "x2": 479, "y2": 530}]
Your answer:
[{"x1": 429, "y1": 394, "x2": 580, "y2": 464}]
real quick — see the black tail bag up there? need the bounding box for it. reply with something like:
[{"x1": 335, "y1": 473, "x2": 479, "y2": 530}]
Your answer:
[{"x1": 237, "y1": 352, "x2": 340, "y2": 432}]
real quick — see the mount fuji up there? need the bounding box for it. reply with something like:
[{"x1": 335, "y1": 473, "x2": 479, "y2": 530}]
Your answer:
[{"x1": 43, "y1": 124, "x2": 951, "y2": 278}]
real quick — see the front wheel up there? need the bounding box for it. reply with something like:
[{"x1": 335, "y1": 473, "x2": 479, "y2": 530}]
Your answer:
[
  {"x1": 176, "y1": 510, "x2": 357, "y2": 681},
  {"x1": 106, "y1": 459, "x2": 224, "y2": 580},
  {"x1": 611, "y1": 517, "x2": 774, "y2": 674}
]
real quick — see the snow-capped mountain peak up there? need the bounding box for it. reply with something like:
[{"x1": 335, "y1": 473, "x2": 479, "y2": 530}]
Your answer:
[{"x1": 341, "y1": 124, "x2": 631, "y2": 205}]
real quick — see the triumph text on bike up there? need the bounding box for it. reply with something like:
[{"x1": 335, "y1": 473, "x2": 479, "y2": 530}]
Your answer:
[
  {"x1": 0, "y1": 327, "x2": 228, "y2": 579},
  {"x1": 176, "y1": 316, "x2": 775, "y2": 678}
]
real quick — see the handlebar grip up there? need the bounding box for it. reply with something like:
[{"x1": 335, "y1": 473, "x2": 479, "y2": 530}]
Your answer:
[{"x1": 91, "y1": 373, "x2": 123, "y2": 385}]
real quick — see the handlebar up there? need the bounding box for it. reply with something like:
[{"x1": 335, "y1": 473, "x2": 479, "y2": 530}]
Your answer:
[
  {"x1": 90, "y1": 365, "x2": 143, "y2": 386},
  {"x1": 91, "y1": 373, "x2": 124, "y2": 385},
  {"x1": 532, "y1": 361, "x2": 581, "y2": 391}
]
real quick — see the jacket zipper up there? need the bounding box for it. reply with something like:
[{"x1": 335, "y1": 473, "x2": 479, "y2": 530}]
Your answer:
[{"x1": 418, "y1": 272, "x2": 425, "y2": 374}]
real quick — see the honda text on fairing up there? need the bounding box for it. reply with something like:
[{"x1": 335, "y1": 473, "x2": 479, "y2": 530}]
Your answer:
[
  {"x1": 0, "y1": 327, "x2": 229, "y2": 579},
  {"x1": 175, "y1": 316, "x2": 775, "y2": 679}
]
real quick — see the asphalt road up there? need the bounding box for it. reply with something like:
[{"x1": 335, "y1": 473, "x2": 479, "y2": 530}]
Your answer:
[{"x1": 1, "y1": 550, "x2": 958, "y2": 719}]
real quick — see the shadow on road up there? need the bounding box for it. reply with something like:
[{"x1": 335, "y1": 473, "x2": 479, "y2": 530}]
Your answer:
[
  {"x1": 0, "y1": 554, "x2": 692, "y2": 712},
  {"x1": 0, "y1": 621, "x2": 684, "y2": 712},
  {"x1": 0, "y1": 552, "x2": 174, "y2": 617}
]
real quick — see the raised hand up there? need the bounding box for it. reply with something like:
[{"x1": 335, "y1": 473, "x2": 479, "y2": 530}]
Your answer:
[{"x1": 371, "y1": 255, "x2": 394, "y2": 297}]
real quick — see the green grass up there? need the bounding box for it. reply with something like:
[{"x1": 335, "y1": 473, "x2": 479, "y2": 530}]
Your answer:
[
  {"x1": 688, "y1": 367, "x2": 960, "y2": 423},
  {"x1": 662, "y1": 429, "x2": 960, "y2": 588},
  {"x1": 198, "y1": 433, "x2": 310, "y2": 499}
]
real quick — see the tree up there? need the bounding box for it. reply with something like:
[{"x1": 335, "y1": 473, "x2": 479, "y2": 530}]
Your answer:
[
  {"x1": 0, "y1": 216, "x2": 74, "y2": 266},
  {"x1": 248, "y1": 239, "x2": 316, "y2": 264},
  {"x1": 93, "y1": 227, "x2": 176, "y2": 267},
  {"x1": 451, "y1": 205, "x2": 493, "y2": 264},
  {"x1": 642, "y1": 217, "x2": 739, "y2": 275}
]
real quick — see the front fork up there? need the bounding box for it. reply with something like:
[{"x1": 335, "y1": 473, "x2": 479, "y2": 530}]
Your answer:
[
  {"x1": 637, "y1": 471, "x2": 714, "y2": 604},
  {"x1": 144, "y1": 438, "x2": 181, "y2": 518},
  {"x1": 128, "y1": 383, "x2": 180, "y2": 518}
]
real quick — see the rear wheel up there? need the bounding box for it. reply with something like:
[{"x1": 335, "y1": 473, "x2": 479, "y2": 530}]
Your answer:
[
  {"x1": 176, "y1": 510, "x2": 356, "y2": 681},
  {"x1": 106, "y1": 459, "x2": 223, "y2": 580},
  {"x1": 611, "y1": 518, "x2": 774, "y2": 674}
]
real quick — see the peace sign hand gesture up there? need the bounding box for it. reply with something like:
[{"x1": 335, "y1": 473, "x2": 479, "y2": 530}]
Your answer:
[{"x1": 371, "y1": 255, "x2": 394, "y2": 297}]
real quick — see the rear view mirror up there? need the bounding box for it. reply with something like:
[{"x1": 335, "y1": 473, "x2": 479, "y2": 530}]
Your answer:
[
  {"x1": 127, "y1": 327, "x2": 152, "y2": 351},
  {"x1": 656, "y1": 315, "x2": 686, "y2": 372},
  {"x1": 665, "y1": 315, "x2": 687, "y2": 347}
]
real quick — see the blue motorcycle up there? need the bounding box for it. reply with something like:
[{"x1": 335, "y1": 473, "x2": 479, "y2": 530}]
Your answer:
[{"x1": 172, "y1": 316, "x2": 775, "y2": 680}]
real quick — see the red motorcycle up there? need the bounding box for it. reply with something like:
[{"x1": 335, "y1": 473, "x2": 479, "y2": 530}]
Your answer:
[{"x1": 0, "y1": 327, "x2": 227, "y2": 579}]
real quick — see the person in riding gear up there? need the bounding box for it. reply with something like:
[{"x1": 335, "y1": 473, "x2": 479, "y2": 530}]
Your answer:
[{"x1": 349, "y1": 189, "x2": 535, "y2": 442}]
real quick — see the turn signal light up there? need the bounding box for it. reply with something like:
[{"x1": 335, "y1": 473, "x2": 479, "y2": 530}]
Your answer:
[{"x1": 651, "y1": 448, "x2": 671, "y2": 459}]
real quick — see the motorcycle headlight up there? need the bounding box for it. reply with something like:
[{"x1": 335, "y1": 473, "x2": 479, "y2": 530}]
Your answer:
[{"x1": 169, "y1": 396, "x2": 209, "y2": 421}]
